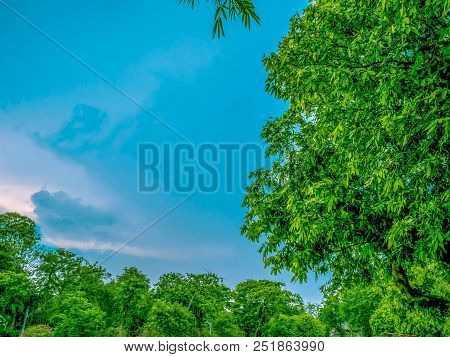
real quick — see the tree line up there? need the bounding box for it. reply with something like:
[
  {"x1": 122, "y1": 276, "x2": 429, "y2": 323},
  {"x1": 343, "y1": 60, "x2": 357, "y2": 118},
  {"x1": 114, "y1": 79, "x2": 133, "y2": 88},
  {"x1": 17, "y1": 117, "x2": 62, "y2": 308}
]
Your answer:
[{"x1": 0, "y1": 212, "x2": 447, "y2": 337}]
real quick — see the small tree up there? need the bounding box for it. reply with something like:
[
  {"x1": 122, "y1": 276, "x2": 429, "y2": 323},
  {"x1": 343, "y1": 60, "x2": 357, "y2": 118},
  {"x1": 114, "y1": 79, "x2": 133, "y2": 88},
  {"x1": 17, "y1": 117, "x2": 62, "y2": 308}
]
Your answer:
[
  {"x1": 49, "y1": 292, "x2": 105, "y2": 337},
  {"x1": 264, "y1": 314, "x2": 326, "y2": 337},
  {"x1": 341, "y1": 285, "x2": 383, "y2": 336},
  {"x1": 318, "y1": 295, "x2": 347, "y2": 336},
  {"x1": 23, "y1": 324, "x2": 53, "y2": 337},
  {"x1": 114, "y1": 267, "x2": 153, "y2": 336},
  {"x1": 210, "y1": 311, "x2": 243, "y2": 337},
  {"x1": 155, "y1": 273, "x2": 230, "y2": 328},
  {"x1": 0, "y1": 212, "x2": 41, "y2": 272},
  {"x1": 141, "y1": 300, "x2": 196, "y2": 337},
  {"x1": 0, "y1": 271, "x2": 33, "y2": 333},
  {"x1": 232, "y1": 280, "x2": 304, "y2": 336}
]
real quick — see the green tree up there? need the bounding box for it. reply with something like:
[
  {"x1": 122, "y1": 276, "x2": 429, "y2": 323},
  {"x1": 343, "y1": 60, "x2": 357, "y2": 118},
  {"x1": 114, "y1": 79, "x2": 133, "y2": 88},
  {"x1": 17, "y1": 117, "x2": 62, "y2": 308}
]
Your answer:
[
  {"x1": 141, "y1": 300, "x2": 196, "y2": 337},
  {"x1": 318, "y1": 295, "x2": 347, "y2": 336},
  {"x1": 232, "y1": 280, "x2": 304, "y2": 336},
  {"x1": 33, "y1": 249, "x2": 109, "y2": 325},
  {"x1": 264, "y1": 313, "x2": 326, "y2": 337},
  {"x1": 341, "y1": 285, "x2": 383, "y2": 336},
  {"x1": 0, "y1": 212, "x2": 41, "y2": 272},
  {"x1": 210, "y1": 311, "x2": 243, "y2": 336},
  {"x1": 114, "y1": 267, "x2": 153, "y2": 336},
  {"x1": 0, "y1": 271, "x2": 34, "y2": 335},
  {"x1": 324, "y1": 269, "x2": 449, "y2": 336},
  {"x1": 99, "y1": 281, "x2": 123, "y2": 333},
  {"x1": 155, "y1": 273, "x2": 230, "y2": 329},
  {"x1": 36, "y1": 249, "x2": 108, "y2": 301},
  {"x1": 369, "y1": 284, "x2": 445, "y2": 336},
  {"x1": 242, "y1": 0, "x2": 449, "y2": 312},
  {"x1": 180, "y1": 0, "x2": 260, "y2": 38},
  {"x1": 49, "y1": 292, "x2": 105, "y2": 337}
]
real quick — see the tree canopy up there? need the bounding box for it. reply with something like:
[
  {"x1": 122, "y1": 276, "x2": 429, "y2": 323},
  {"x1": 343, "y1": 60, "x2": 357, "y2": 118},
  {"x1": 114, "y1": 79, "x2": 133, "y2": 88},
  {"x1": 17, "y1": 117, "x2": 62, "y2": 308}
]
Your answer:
[
  {"x1": 264, "y1": 313, "x2": 326, "y2": 337},
  {"x1": 242, "y1": 0, "x2": 448, "y2": 313},
  {"x1": 155, "y1": 272, "x2": 231, "y2": 328},
  {"x1": 141, "y1": 300, "x2": 196, "y2": 337},
  {"x1": 113, "y1": 267, "x2": 153, "y2": 335},
  {"x1": 0, "y1": 212, "x2": 41, "y2": 271},
  {"x1": 232, "y1": 279, "x2": 304, "y2": 336}
]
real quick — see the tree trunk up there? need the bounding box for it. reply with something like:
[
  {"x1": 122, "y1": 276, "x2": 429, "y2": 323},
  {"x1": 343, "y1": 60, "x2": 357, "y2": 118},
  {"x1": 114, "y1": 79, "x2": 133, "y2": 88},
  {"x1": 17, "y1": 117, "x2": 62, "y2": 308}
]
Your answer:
[
  {"x1": 391, "y1": 262, "x2": 449, "y2": 312},
  {"x1": 10, "y1": 311, "x2": 17, "y2": 329}
]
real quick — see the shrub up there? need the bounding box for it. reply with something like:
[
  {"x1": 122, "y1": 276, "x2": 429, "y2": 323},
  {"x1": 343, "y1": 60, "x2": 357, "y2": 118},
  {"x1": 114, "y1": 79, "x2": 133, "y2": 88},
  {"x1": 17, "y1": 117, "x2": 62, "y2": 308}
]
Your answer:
[
  {"x1": 24, "y1": 325, "x2": 53, "y2": 337},
  {"x1": 264, "y1": 314, "x2": 326, "y2": 337}
]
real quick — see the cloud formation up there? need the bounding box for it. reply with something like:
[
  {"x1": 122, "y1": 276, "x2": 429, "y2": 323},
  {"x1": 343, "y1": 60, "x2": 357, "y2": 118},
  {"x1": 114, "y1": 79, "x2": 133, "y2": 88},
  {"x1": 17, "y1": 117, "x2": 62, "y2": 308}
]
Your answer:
[
  {"x1": 31, "y1": 189, "x2": 115, "y2": 238},
  {"x1": 44, "y1": 236, "x2": 183, "y2": 261},
  {"x1": 44, "y1": 236, "x2": 233, "y2": 262}
]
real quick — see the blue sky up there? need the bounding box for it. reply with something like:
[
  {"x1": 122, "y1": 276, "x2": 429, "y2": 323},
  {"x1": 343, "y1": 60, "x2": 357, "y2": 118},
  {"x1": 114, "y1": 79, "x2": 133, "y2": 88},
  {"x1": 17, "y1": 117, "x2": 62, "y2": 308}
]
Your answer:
[{"x1": 0, "y1": 0, "x2": 327, "y2": 301}]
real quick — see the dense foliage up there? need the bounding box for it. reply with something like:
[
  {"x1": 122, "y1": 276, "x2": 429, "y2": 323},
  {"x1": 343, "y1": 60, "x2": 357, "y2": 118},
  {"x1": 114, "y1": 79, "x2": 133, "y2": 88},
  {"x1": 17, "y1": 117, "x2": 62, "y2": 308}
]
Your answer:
[
  {"x1": 232, "y1": 280, "x2": 304, "y2": 336},
  {"x1": 242, "y1": 0, "x2": 449, "y2": 328},
  {"x1": 0, "y1": 212, "x2": 447, "y2": 336},
  {"x1": 264, "y1": 314, "x2": 326, "y2": 337}
]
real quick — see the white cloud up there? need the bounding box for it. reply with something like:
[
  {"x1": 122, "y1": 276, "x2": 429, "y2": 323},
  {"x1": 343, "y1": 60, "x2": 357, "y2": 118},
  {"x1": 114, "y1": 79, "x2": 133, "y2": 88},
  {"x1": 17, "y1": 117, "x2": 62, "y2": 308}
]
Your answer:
[
  {"x1": 44, "y1": 236, "x2": 182, "y2": 261},
  {"x1": 44, "y1": 235, "x2": 232, "y2": 262}
]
